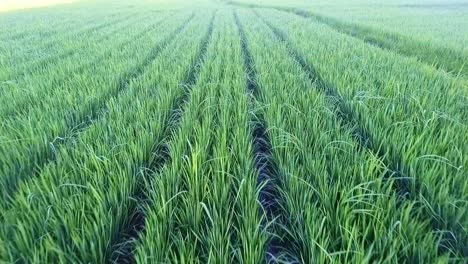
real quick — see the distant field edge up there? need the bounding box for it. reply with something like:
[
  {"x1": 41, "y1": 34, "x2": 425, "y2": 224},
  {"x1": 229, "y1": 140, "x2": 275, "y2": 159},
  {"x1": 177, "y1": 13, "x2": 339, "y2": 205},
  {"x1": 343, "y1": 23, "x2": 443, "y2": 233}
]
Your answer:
[{"x1": 226, "y1": 1, "x2": 468, "y2": 80}]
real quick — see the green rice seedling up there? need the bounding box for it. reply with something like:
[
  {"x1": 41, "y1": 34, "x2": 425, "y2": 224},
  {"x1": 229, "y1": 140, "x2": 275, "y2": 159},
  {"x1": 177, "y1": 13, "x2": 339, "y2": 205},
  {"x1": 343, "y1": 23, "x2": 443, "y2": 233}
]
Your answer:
[
  {"x1": 0, "y1": 11, "x2": 194, "y2": 203},
  {"x1": 287, "y1": 9, "x2": 468, "y2": 79},
  {"x1": 0, "y1": 11, "x2": 169, "y2": 118},
  {"x1": 0, "y1": 12, "x2": 213, "y2": 263},
  {"x1": 0, "y1": 10, "x2": 153, "y2": 83},
  {"x1": 0, "y1": 7, "x2": 104, "y2": 43},
  {"x1": 236, "y1": 8, "x2": 451, "y2": 262},
  {"x1": 256, "y1": 8, "x2": 467, "y2": 259},
  {"x1": 135, "y1": 9, "x2": 266, "y2": 263},
  {"x1": 0, "y1": 2, "x2": 149, "y2": 42},
  {"x1": 227, "y1": 2, "x2": 468, "y2": 79},
  {"x1": 0, "y1": 1, "x2": 466, "y2": 263},
  {"x1": 0, "y1": 9, "x2": 140, "y2": 79},
  {"x1": 227, "y1": 1, "x2": 468, "y2": 51}
]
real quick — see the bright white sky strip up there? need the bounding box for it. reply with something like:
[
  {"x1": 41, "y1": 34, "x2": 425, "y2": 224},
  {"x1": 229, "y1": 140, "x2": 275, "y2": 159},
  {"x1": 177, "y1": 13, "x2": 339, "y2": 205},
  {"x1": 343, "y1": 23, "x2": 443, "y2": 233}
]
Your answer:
[{"x1": 0, "y1": 0, "x2": 76, "y2": 12}]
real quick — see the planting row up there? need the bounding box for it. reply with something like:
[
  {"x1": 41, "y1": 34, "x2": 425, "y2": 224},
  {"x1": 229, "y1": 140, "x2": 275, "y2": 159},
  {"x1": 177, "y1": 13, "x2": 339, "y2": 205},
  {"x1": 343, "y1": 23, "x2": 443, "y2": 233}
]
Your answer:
[
  {"x1": 236, "y1": 9, "x2": 455, "y2": 262},
  {"x1": 227, "y1": 2, "x2": 468, "y2": 79},
  {"x1": 0, "y1": 10, "x2": 213, "y2": 263},
  {"x1": 1, "y1": 4, "x2": 465, "y2": 263},
  {"x1": 0, "y1": 11, "x2": 169, "y2": 117},
  {"x1": 0, "y1": 11, "x2": 194, "y2": 201},
  {"x1": 134, "y1": 11, "x2": 266, "y2": 262},
  {"x1": 0, "y1": 3, "x2": 140, "y2": 44},
  {"x1": 0, "y1": 10, "x2": 151, "y2": 82},
  {"x1": 256, "y1": 8, "x2": 467, "y2": 258}
]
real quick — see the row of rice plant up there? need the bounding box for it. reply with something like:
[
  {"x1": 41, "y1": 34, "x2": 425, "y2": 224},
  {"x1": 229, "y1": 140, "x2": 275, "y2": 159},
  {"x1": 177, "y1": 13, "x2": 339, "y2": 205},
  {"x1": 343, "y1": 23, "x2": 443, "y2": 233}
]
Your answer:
[
  {"x1": 236, "y1": 8, "x2": 455, "y2": 262},
  {"x1": 0, "y1": 12, "x2": 194, "y2": 202},
  {"x1": 133, "y1": 10, "x2": 269, "y2": 263},
  {"x1": 0, "y1": 11, "x2": 169, "y2": 118},
  {"x1": 0, "y1": 10, "x2": 153, "y2": 83},
  {"x1": 0, "y1": 7, "x2": 104, "y2": 41},
  {"x1": 256, "y1": 8, "x2": 467, "y2": 258},
  {"x1": 290, "y1": 8, "x2": 468, "y2": 79},
  {"x1": 0, "y1": 3, "x2": 140, "y2": 45},
  {"x1": 0, "y1": 6, "x2": 144, "y2": 75},
  {"x1": 227, "y1": 1, "x2": 468, "y2": 79},
  {"x1": 0, "y1": 2, "x2": 465, "y2": 263},
  {"x1": 0, "y1": 11, "x2": 213, "y2": 263}
]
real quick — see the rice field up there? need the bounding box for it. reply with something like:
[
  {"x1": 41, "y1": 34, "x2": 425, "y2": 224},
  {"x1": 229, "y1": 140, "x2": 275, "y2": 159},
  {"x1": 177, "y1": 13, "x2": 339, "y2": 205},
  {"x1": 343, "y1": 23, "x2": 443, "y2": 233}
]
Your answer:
[{"x1": 0, "y1": 0, "x2": 467, "y2": 263}]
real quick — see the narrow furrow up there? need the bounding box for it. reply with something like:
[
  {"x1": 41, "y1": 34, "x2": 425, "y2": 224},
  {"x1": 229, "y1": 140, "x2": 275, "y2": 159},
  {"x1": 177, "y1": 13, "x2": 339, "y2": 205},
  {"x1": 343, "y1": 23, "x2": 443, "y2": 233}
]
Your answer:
[
  {"x1": 256, "y1": 12, "x2": 467, "y2": 258},
  {"x1": 0, "y1": 13, "x2": 195, "y2": 202},
  {"x1": 112, "y1": 13, "x2": 215, "y2": 263},
  {"x1": 234, "y1": 11, "x2": 296, "y2": 263}
]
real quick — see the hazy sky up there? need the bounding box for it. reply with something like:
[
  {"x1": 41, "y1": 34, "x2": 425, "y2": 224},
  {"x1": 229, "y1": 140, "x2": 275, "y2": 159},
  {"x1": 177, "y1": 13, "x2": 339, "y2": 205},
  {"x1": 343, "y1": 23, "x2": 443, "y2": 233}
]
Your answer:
[{"x1": 0, "y1": 0, "x2": 76, "y2": 12}]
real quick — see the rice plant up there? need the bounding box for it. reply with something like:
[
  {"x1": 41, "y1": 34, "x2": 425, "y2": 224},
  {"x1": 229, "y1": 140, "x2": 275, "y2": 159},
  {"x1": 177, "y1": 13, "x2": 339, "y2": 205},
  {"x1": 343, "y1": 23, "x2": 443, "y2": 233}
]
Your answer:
[{"x1": 0, "y1": 1, "x2": 466, "y2": 263}]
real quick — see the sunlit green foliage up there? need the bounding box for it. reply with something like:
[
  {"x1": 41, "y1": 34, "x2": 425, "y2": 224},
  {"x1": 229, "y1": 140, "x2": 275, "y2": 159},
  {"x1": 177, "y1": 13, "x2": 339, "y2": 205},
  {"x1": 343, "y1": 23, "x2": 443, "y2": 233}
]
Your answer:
[{"x1": 0, "y1": 1, "x2": 466, "y2": 263}]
